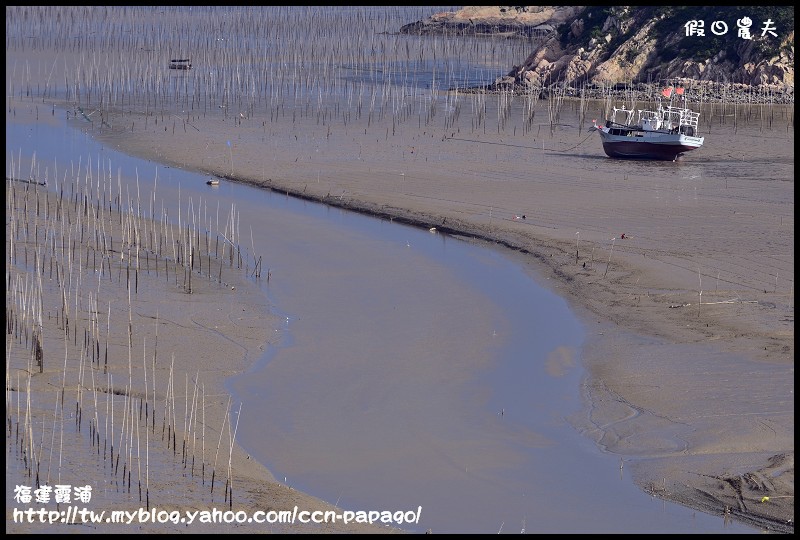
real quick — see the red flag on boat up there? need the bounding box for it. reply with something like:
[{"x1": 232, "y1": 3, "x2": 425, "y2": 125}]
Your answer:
[
  {"x1": 662, "y1": 87, "x2": 674, "y2": 98},
  {"x1": 675, "y1": 87, "x2": 685, "y2": 95}
]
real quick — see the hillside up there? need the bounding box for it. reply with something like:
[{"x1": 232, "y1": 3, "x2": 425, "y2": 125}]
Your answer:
[{"x1": 401, "y1": 6, "x2": 794, "y2": 101}]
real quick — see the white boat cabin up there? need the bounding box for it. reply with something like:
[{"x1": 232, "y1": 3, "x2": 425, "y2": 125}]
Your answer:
[{"x1": 608, "y1": 104, "x2": 700, "y2": 136}]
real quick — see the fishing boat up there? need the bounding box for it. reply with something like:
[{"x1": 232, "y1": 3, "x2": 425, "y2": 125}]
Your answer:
[
  {"x1": 592, "y1": 87, "x2": 704, "y2": 161},
  {"x1": 168, "y1": 58, "x2": 192, "y2": 70},
  {"x1": 206, "y1": 178, "x2": 220, "y2": 186}
]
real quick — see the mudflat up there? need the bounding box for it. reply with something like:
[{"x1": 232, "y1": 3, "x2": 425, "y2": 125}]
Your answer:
[
  {"x1": 5, "y1": 165, "x2": 395, "y2": 533},
  {"x1": 85, "y1": 94, "x2": 793, "y2": 531},
  {"x1": 6, "y1": 28, "x2": 793, "y2": 532}
]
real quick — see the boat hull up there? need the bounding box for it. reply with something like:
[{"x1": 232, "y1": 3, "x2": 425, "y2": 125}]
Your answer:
[
  {"x1": 597, "y1": 130, "x2": 704, "y2": 161},
  {"x1": 601, "y1": 140, "x2": 700, "y2": 160}
]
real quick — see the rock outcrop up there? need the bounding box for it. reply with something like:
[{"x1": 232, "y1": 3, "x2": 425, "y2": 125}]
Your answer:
[
  {"x1": 402, "y1": 6, "x2": 794, "y2": 101},
  {"x1": 399, "y1": 6, "x2": 583, "y2": 39}
]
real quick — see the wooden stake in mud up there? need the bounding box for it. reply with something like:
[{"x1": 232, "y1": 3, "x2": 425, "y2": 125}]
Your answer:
[
  {"x1": 698, "y1": 269, "x2": 702, "y2": 318},
  {"x1": 227, "y1": 402, "x2": 243, "y2": 510},
  {"x1": 604, "y1": 237, "x2": 616, "y2": 278},
  {"x1": 211, "y1": 396, "x2": 231, "y2": 497},
  {"x1": 202, "y1": 383, "x2": 206, "y2": 485}
]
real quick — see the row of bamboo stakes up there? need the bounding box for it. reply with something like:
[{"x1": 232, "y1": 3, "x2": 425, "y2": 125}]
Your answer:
[
  {"x1": 6, "y1": 6, "x2": 792, "y2": 145},
  {"x1": 6, "y1": 153, "x2": 265, "y2": 513}
]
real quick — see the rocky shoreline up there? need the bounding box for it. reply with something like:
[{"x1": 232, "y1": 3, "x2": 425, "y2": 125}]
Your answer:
[
  {"x1": 461, "y1": 78, "x2": 795, "y2": 105},
  {"x1": 405, "y1": 6, "x2": 794, "y2": 105}
]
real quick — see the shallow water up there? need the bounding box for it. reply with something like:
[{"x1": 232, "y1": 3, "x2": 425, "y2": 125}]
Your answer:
[{"x1": 6, "y1": 108, "x2": 758, "y2": 534}]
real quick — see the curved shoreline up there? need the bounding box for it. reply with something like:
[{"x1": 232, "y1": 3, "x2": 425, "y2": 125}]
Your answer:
[
  {"x1": 86, "y1": 102, "x2": 792, "y2": 531},
  {"x1": 199, "y1": 164, "x2": 797, "y2": 535},
  {"x1": 7, "y1": 77, "x2": 793, "y2": 532},
  {"x1": 7, "y1": 6, "x2": 790, "y2": 531}
]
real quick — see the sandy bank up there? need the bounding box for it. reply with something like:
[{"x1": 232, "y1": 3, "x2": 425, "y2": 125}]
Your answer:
[
  {"x1": 5, "y1": 166, "x2": 397, "y2": 533},
  {"x1": 63, "y1": 91, "x2": 794, "y2": 531}
]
